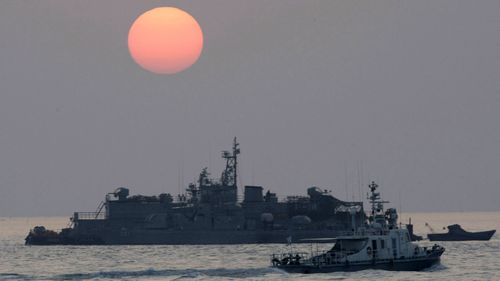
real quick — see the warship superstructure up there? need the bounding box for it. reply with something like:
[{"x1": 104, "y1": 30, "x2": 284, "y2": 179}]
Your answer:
[{"x1": 26, "y1": 138, "x2": 365, "y2": 245}]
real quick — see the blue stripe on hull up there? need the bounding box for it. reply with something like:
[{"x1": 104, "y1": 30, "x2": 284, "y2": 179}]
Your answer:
[{"x1": 277, "y1": 257, "x2": 441, "y2": 273}]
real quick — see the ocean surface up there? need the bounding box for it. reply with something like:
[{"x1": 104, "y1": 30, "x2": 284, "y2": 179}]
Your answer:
[{"x1": 0, "y1": 212, "x2": 498, "y2": 281}]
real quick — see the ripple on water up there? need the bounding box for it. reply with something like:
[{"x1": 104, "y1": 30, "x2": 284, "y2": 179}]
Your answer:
[{"x1": 0, "y1": 214, "x2": 499, "y2": 281}]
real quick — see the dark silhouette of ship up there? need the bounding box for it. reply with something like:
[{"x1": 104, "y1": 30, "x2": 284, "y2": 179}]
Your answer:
[
  {"x1": 406, "y1": 218, "x2": 423, "y2": 241},
  {"x1": 25, "y1": 138, "x2": 365, "y2": 245},
  {"x1": 427, "y1": 224, "x2": 496, "y2": 241}
]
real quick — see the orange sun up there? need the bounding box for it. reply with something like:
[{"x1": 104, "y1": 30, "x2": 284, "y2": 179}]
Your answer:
[{"x1": 128, "y1": 7, "x2": 203, "y2": 74}]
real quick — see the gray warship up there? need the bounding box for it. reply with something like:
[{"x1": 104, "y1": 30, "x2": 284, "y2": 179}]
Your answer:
[{"x1": 26, "y1": 138, "x2": 365, "y2": 245}]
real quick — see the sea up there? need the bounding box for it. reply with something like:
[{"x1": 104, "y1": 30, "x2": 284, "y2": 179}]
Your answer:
[{"x1": 0, "y1": 212, "x2": 498, "y2": 281}]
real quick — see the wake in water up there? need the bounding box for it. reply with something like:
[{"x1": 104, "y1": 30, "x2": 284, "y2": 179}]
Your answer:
[
  {"x1": 423, "y1": 263, "x2": 448, "y2": 272},
  {"x1": 1, "y1": 215, "x2": 499, "y2": 281},
  {"x1": 52, "y1": 267, "x2": 274, "y2": 281},
  {"x1": 0, "y1": 273, "x2": 34, "y2": 281},
  {"x1": 51, "y1": 264, "x2": 450, "y2": 281}
]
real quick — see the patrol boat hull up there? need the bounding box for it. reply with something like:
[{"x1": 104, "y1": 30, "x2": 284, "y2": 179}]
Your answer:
[{"x1": 276, "y1": 252, "x2": 443, "y2": 273}]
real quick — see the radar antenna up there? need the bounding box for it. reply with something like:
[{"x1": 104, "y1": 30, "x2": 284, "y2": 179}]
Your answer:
[
  {"x1": 220, "y1": 137, "x2": 240, "y2": 187},
  {"x1": 367, "y1": 181, "x2": 389, "y2": 220}
]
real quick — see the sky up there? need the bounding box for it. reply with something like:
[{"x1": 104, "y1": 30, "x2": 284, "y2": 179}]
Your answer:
[{"x1": 0, "y1": 1, "x2": 499, "y2": 216}]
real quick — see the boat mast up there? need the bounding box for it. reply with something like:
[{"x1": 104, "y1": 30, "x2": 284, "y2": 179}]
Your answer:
[
  {"x1": 367, "y1": 181, "x2": 389, "y2": 221},
  {"x1": 220, "y1": 137, "x2": 240, "y2": 188}
]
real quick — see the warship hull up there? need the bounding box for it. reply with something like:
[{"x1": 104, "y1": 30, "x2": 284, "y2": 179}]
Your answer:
[
  {"x1": 27, "y1": 229, "x2": 345, "y2": 245},
  {"x1": 101, "y1": 230, "x2": 343, "y2": 245}
]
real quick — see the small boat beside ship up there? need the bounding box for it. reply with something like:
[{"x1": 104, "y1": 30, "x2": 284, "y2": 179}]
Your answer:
[
  {"x1": 270, "y1": 181, "x2": 445, "y2": 273},
  {"x1": 427, "y1": 224, "x2": 496, "y2": 241}
]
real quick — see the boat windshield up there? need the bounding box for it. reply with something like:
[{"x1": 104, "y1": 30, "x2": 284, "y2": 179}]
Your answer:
[{"x1": 329, "y1": 238, "x2": 368, "y2": 254}]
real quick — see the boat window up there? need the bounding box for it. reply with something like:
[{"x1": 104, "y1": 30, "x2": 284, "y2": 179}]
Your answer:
[
  {"x1": 372, "y1": 239, "x2": 377, "y2": 251},
  {"x1": 331, "y1": 239, "x2": 368, "y2": 253},
  {"x1": 391, "y1": 238, "x2": 397, "y2": 258},
  {"x1": 380, "y1": 239, "x2": 385, "y2": 249},
  {"x1": 330, "y1": 243, "x2": 340, "y2": 252}
]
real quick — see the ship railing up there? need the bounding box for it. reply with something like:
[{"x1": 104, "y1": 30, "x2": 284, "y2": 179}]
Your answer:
[
  {"x1": 271, "y1": 250, "x2": 351, "y2": 266},
  {"x1": 310, "y1": 252, "x2": 349, "y2": 266},
  {"x1": 337, "y1": 229, "x2": 390, "y2": 237},
  {"x1": 72, "y1": 212, "x2": 106, "y2": 221},
  {"x1": 271, "y1": 252, "x2": 311, "y2": 265},
  {"x1": 94, "y1": 201, "x2": 106, "y2": 218}
]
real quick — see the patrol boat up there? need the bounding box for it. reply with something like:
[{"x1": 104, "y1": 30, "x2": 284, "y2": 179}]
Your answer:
[{"x1": 271, "y1": 182, "x2": 445, "y2": 273}]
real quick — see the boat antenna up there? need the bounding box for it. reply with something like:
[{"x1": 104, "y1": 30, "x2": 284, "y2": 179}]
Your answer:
[
  {"x1": 367, "y1": 181, "x2": 389, "y2": 219},
  {"x1": 177, "y1": 162, "x2": 181, "y2": 195},
  {"x1": 177, "y1": 156, "x2": 184, "y2": 196},
  {"x1": 208, "y1": 141, "x2": 212, "y2": 175},
  {"x1": 360, "y1": 161, "x2": 365, "y2": 205},
  {"x1": 344, "y1": 161, "x2": 349, "y2": 201},
  {"x1": 357, "y1": 161, "x2": 362, "y2": 202},
  {"x1": 398, "y1": 188, "x2": 402, "y2": 223},
  {"x1": 251, "y1": 159, "x2": 255, "y2": 186}
]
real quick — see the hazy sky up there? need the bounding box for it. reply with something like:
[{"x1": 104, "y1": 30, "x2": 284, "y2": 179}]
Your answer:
[{"x1": 0, "y1": 1, "x2": 499, "y2": 216}]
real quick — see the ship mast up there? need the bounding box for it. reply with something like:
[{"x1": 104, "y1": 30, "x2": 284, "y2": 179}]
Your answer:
[
  {"x1": 367, "y1": 181, "x2": 389, "y2": 221},
  {"x1": 220, "y1": 137, "x2": 240, "y2": 187}
]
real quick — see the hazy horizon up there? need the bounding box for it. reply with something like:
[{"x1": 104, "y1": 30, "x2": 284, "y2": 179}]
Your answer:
[{"x1": 1, "y1": 1, "x2": 499, "y2": 216}]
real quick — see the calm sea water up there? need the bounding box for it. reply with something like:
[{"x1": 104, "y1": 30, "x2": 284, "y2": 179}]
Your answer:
[{"x1": 0, "y1": 212, "x2": 498, "y2": 281}]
